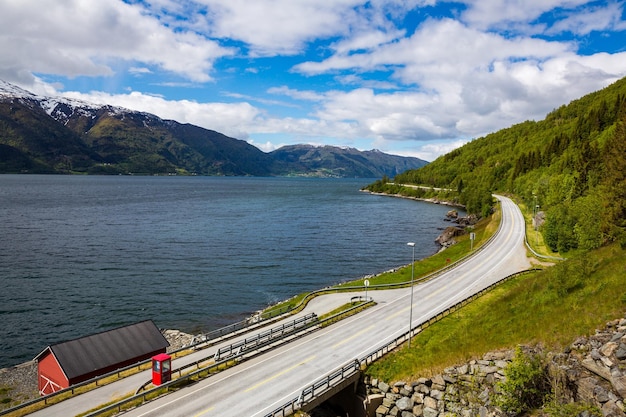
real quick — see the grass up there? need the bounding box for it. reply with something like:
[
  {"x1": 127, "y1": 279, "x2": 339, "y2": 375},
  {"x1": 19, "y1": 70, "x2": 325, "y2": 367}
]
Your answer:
[
  {"x1": 517, "y1": 200, "x2": 562, "y2": 259},
  {"x1": 366, "y1": 242, "x2": 626, "y2": 382},
  {"x1": 318, "y1": 301, "x2": 376, "y2": 328}
]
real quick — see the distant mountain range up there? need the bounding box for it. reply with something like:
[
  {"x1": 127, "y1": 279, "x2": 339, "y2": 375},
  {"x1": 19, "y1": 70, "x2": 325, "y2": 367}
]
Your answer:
[{"x1": 0, "y1": 80, "x2": 427, "y2": 177}]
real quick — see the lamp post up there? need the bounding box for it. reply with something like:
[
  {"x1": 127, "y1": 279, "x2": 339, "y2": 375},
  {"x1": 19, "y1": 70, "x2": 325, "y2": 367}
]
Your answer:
[
  {"x1": 407, "y1": 242, "x2": 416, "y2": 348},
  {"x1": 535, "y1": 204, "x2": 540, "y2": 246}
]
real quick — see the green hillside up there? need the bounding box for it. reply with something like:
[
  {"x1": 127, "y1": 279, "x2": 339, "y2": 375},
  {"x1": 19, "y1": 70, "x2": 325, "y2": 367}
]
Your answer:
[{"x1": 367, "y1": 77, "x2": 626, "y2": 254}]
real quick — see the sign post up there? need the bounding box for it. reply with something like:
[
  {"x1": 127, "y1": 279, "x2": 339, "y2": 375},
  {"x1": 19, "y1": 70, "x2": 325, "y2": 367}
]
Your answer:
[{"x1": 364, "y1": 279, "x2": 370, "y2": 301}]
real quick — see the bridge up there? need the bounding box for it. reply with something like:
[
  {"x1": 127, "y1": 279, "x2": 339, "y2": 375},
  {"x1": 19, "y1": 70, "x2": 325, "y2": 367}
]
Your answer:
[{"x1": 24, "y1": 195, "x2": 530, "y2": 417}]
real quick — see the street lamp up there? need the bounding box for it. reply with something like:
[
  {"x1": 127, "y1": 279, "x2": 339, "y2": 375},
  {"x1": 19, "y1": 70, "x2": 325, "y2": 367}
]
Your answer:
[
  {"x1": 535, "y1": 204, "x2": 540, "y2": 245},
  {"x1": 407, "y1": 242, "x2": 416, "y2": 348}
]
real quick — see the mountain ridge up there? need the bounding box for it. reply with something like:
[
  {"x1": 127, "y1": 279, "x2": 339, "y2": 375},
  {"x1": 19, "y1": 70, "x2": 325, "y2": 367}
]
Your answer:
[{"x1": 0, "y1": 81, "x2": 427, "y2": 177}]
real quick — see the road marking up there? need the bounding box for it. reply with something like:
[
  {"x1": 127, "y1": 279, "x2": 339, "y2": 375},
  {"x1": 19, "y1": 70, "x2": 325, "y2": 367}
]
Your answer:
[
  {"x1": 333, "y1": 325, "x2": 375, "y2": 348},
  {"x1": 244, "y1": 355, "x2": 316, "y2": 392},
  {"x1": 192, "y1": 407, "x2": 214, "y2": 417}
]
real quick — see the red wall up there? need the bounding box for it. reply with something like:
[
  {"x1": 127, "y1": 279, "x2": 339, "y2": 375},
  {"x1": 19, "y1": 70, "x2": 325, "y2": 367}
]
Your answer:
[{"x1": 38, "y1": 351, "x2": 68, "y2": 396}]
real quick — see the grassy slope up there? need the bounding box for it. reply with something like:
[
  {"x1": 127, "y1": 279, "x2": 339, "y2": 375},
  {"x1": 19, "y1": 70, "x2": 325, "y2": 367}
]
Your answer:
[{"x1": 366, "y1": 221, "x2": 626, "y2": 382}]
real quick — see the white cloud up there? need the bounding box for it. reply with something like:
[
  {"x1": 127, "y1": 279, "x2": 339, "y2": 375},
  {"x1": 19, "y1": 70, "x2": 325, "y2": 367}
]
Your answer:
[
  {"x1": 0, "y1": 0, "x2": 233, "y2": 84},
  {"x1": 3, "y1": 0, "x2": 626, "y2": 161},
  {"x1": 267, "y1": 86, "x2": 325, "y2": 102},
  {"x1": 290, "y1": 15, "x2": 626, "y2": 148},
  {"x1": 460, "y1": 0, "x2": 589, "y2": 31},
  {"x1": 192, "y1": 0, "x2": 362, "y2": 56},
  {"x1": 129, "y1": 67, "x2": 152, "y2": 76},
  {"x1": 62, "y1": 90, "x2": 260, "y2": 140},
  {"x1": 547, "y1": 2, "x2": 626, "y2": 35}
]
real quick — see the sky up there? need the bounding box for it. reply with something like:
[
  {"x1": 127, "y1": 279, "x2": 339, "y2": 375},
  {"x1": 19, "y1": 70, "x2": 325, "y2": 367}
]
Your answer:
[{"x1": 1, "y1": 1, "x2": 626, "y2": 161}]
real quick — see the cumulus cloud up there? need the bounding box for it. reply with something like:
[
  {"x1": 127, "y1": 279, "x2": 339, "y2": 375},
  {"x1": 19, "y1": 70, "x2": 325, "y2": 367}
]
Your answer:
[
  {"x1": 0, "y1": 0, "x2": 232, "y2": 84},
  {"x1": 290, "y1": 14, "x2": 626, "y2": 145},
  {"x1": 62, "y1": 90, "x2": 260, "y2": 140},
  {"x1": 3, "y1": 0, "x2": 626, "y2": 160}
]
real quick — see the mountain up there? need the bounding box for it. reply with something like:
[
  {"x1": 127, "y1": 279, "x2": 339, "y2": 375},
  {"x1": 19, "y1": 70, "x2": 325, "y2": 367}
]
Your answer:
[
  {"x1": 0, "y1": 80, "x2": 427, "y2": 177},
  {"x1": 366, "y1": 76, "x2": 626, "y2": 252},
  {"x1": 269, "y1": 144, "x2": 427, "y2": 178}
]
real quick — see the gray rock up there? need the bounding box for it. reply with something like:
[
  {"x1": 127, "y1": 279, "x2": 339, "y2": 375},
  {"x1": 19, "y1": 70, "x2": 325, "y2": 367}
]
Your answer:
[
  {"x1": 396, "y1": 396, "x2": 414, "y2": 411},
  {"x1": 422, "y1": 407, "x2": 438, "y2": 417},
  {"x1": 616, "y1": 343, "x2": 626, "y2": 360}
]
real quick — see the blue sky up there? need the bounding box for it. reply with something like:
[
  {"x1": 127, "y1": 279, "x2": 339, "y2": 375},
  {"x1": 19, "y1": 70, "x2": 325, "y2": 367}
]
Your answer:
[{"x1": 1, "y1": 0, "x2": 626, "y2": 161}]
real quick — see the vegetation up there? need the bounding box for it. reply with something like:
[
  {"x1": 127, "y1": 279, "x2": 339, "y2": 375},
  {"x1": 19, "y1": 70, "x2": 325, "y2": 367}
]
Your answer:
[
  {"x1": 365, "y1": 77, "x2": 626, "y2": 253},
  {"x1": 365, "y1": 241, "x2": 626, "y2": 411},
  {"x1": 493, "y1": 347, "x2": 548, "y2": 414},
  {"x1": 361, "y1": 82, "x2": 626, "y2": 413},
  {"x1": 493, "y1": 348, "x2": 602, "y2": 416}
]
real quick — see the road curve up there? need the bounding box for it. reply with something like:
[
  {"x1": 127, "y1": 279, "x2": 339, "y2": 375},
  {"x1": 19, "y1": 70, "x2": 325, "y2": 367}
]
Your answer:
[
  {"x1": 30, "y1": 195, "x2": 530, "y2": 417},
  {"x1": 114, "y1": 195, "x2": 530, "y2": 417}
]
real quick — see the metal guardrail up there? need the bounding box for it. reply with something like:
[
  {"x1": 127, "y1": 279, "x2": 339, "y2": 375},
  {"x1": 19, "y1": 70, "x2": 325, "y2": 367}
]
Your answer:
[
  {"x1": 262, "y1": 268, "x2": 540, "y2": 417},
  {"x1": 190, "y1": 304, "x2": 294, "y2": 347},
  {"x1": 0, "y1": 304, "x2": 295, "y2": 417},
  {"x1": 133, "y1": 314, "x2": 319, "y2": 395},
  {"x1": 214, "y1": 313, "x2": 317, "y2": 361},
  {"x1": 82, "y1": 300, "x2": 372, "y2": 417}
]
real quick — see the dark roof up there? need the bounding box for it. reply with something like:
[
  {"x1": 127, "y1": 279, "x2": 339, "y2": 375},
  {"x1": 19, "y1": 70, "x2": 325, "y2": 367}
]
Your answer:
[{"x1": 36, "y1": 320, "x2": 169, "y2": 380}]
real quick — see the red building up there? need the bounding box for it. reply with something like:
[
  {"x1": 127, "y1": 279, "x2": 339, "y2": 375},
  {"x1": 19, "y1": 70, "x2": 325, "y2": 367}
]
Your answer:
[{"x1": 34, "y1": 320, "x2": 169, "y2": 396}]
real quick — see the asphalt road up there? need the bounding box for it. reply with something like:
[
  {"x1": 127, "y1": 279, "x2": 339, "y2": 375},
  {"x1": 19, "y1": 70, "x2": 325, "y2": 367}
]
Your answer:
[{"x1": 31, "y1": 195, "x2": 530, "y2": 417}]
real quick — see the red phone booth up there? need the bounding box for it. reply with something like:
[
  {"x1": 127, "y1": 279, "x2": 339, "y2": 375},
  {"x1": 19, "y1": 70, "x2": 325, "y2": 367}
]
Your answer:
[{"x1": 151, "y1": 353, "x2": 171, "y2": 386}]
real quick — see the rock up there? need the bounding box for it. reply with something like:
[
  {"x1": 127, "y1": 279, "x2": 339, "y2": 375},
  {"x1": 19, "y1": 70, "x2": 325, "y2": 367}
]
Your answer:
[
  {"x1": 435, "y1": 226, "x2": 465, "y2": 248},
  {"x1": 611, "y1": 375, "x2": 626, "y2": 398},
  {"x1": 375, "y1": 404, "x2": 389, "y2": 415},
  {"x1": 601, "y1": 342, "x2": 619, "y2": 357},
  {"x1": 594, "y1": 385, "x2": 610, "y2": 403},
  {"x1": 396, "y1": 396, "x2": 414, "y2": 411},
  {"x1": 422, "y1": 407, "x2": 438, "y2": 417},
  {"x1": 582, "y1": 358, "x2": 612, "y2": 381},
  {"x1": 616, "y1": 344, "x2": 626, "y2": 360},
  {"x1": 423, "y1": 396, "x2": 438, "y2": 410}
]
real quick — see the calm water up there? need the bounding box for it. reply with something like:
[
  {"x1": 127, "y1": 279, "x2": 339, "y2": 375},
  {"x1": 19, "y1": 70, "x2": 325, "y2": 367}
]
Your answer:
[{"x1": 0, "y1": 175, "x2": 456, "y2": 368}]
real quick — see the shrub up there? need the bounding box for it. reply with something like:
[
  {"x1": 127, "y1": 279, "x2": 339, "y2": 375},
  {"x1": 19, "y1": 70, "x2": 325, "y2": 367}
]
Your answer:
[{"x1": 494, "y1": 347, "x2": 548, "y2": 415}]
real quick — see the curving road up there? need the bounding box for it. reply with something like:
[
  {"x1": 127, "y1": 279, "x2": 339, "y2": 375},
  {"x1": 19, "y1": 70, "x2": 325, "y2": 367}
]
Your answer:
[
  {"x1": 33, "y1": 195, "x2": 530, "y2": 417},
  {"x1": 116, "y1": 195, "x2": 529, "y2": 417}
]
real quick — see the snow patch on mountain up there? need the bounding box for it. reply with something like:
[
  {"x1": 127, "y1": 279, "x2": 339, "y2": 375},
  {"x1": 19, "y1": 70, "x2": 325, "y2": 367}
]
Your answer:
[{"x1": 0, "y1": 79, "x2": 156, "y2": 124}]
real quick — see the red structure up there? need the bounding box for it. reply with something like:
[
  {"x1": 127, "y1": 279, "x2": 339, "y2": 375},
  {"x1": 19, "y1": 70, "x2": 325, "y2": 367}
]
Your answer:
[
  {"x1": 151, "y1": 353, "x2": 172, "y2": 385},
  {"x1": 35, "y1": 320, "x2": 169, "y2": 396}
]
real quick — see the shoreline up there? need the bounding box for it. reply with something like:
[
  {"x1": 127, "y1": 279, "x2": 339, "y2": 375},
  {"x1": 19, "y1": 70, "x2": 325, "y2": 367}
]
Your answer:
[
  {"x1": 0, "y1": 191, "x2": 461, "y2": 408},
  {"x1": 360, "y1": 189, "x2": 466, "y2": 209}
]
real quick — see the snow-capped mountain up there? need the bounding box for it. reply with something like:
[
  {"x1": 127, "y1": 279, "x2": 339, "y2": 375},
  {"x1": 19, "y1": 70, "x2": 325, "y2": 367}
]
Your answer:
[{"x1": 0, "y1": 80, "x2": 427, "y2": 176}]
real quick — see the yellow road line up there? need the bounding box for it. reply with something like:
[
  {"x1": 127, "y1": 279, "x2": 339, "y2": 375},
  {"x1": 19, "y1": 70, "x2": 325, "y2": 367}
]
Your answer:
[
  {"x1": 192, "y1": 407, "x2": 214, "y2": 417},
  {"x1": 332, "y1": 325, "x2": 375, "y2": 348},
  {"x1": 245, "y1": 355, "x2": 316, "y2": 392}
]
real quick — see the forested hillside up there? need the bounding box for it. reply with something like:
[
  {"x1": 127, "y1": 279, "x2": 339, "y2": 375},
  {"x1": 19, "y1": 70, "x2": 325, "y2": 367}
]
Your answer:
[{"x1": 366, "y1": 77, "x2": 626, "y2": 253}]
